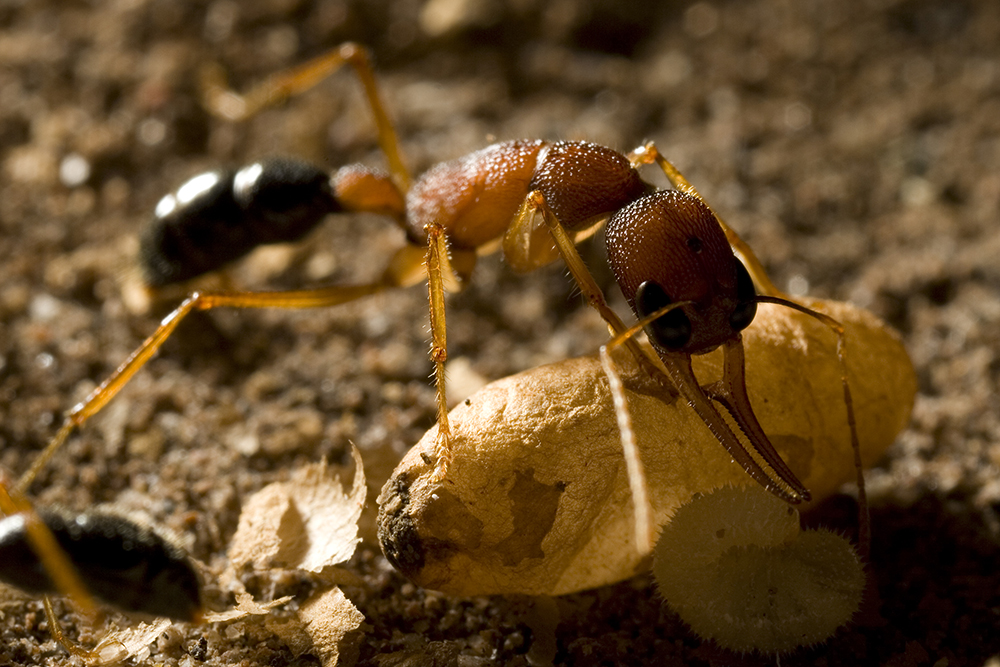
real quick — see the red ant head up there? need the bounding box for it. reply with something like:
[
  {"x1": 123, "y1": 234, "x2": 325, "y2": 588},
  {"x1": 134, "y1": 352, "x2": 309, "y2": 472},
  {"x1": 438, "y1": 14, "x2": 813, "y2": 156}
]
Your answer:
[{"x1": 606, "y1": 190, "x2": 757, "y2": 356}]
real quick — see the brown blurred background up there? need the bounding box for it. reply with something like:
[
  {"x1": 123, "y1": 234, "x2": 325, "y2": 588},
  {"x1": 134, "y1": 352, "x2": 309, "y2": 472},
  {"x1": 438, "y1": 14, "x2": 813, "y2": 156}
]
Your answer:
[{"x1": 1, "y1": 0, "x2": 998, "y2": 665}]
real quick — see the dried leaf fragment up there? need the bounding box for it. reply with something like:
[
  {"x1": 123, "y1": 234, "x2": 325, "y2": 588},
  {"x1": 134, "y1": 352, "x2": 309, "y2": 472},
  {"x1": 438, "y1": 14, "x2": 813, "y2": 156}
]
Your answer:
[
  {"x1": 220, "y1": 448, "x2": 368, "y2": 666},
  {"x1": 202, "y1": 591, "x2": 293, "y2": 623},
  {"x1": 268, "y1": 587, "x2": 366, "y2": 667},
  {"x1": 87, "y1": 618, "x2": 171, "y2": 666},
  {"x1": 229, "y1": 447, "x2": 366, "y2": 573}
]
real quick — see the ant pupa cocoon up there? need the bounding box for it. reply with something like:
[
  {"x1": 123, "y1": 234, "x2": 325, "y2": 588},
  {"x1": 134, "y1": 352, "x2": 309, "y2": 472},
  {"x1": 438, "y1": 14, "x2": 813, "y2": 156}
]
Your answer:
[{"x1": 378, "y1": 299, "x2": 915, "y2": 596}]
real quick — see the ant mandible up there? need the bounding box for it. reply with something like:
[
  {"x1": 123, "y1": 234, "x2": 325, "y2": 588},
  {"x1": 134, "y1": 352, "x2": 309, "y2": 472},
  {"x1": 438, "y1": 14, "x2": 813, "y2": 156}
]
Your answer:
[{"x1": 21, "y1": 43, "x2": 820, "y2": 517}]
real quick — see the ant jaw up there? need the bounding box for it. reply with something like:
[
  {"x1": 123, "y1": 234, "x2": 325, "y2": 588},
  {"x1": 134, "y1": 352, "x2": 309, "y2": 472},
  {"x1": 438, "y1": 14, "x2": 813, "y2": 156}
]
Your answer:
[
  {"x1": 660, "y1": 338, "x2": 811, "y2": 506},
  {"x1": 711, "y1": 337, "x2": 811, "y2": 503}
]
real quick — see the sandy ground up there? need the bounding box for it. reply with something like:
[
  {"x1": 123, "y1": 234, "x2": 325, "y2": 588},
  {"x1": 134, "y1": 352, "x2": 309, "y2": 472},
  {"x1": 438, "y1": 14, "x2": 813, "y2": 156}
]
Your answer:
[{"x1": 1, "y1": 0, "x2": 999, "y2": 665}]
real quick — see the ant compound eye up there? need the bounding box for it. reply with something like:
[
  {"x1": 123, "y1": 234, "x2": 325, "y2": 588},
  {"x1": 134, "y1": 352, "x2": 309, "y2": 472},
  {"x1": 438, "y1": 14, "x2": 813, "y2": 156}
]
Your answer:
[
  {"x1": 729, "y1": 261, "x2": 757, "y2": 332},
  {"x1": 636, "y1": 280, "x2": 692, "y2": 350}
]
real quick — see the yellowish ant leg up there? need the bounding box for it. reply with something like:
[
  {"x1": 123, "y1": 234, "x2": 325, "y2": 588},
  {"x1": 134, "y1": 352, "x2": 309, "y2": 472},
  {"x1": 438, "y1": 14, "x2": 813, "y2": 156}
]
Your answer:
[
  {"x1": 42, "y1": 596, "x2": 117, "y2": 661},
  {"x1": 598, "y1": 300, "x2": 719, "y2": 554},
  {"x1": 516, "y1": 190, "x2": 672, "y2": 389},
  {"x1": 501, "y1": 194, "x2": 564, "y2": 272},
  {"x1": 201, "y1": 42, "x2": 411, "y2": 191},
  {"x1": 19, "y1": 284, "x2": 389, "y2": 492},
  {"x1": 424, "y1": 224, "x2": 456, "y2": 479},
  {"x1": 515, "y1": 193, "x2": 626, "y2": 334}
]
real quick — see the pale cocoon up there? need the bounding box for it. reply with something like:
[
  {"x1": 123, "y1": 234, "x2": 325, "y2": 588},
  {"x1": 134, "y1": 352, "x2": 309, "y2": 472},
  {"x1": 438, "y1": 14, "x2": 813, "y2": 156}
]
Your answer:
[{"x1": 377, "y1": 299, "x2": 915, "y2": 596}]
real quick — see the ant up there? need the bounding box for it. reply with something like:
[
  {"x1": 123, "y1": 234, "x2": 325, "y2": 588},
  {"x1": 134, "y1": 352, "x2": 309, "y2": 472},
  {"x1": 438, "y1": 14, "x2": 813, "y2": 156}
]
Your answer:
[
  {"x1": 20, "y1": 43, "x2": 854, "y2": 568},
  {"x1": 0, "y1": 472, "x2": 203, "y2": 660}
]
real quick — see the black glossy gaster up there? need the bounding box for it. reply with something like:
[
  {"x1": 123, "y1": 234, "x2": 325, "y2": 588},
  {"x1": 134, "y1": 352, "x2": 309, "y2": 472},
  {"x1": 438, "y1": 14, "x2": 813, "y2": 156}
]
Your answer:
[
  {"x1": 141, "y1": 157, "x2": 340, "y2": 286},
  {"x1": 0, "y1": 510, "x2": 202, "y2": 621}
]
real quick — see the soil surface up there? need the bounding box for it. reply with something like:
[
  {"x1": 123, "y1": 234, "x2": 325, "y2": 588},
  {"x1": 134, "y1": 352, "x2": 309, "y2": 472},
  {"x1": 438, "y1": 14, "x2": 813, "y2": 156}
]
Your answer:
[{"x1": 1, "y1": 0, "x2": 999, "y2": 665}]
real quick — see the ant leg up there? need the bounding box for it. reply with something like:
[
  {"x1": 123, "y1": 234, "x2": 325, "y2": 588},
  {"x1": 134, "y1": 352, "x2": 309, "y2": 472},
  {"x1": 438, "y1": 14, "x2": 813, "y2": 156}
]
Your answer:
[
  {"x1": 629, "y1": 142, "x2": 783, "y2": 297},
  {"x1": 17, "y1": 283, "x2": 389, "y2": 493},
  {"x1": 422, "y1": 224, "x2": 476, "y2": 479},
  {"x1": 201, "y1": 42, "x2": 411, "y2": 191},
  {"x1": 43, "y1": 596, "x2": 129, "y2": 662},
  {"x1": 424, "y1": 224, "x2": 453, "y2": 478},
  {"x1": 600, "y1": 343, "x2": 651, "y2": 554},
  {"x1": 511, "y1": 191, "x2": 671, "y2": 387}
]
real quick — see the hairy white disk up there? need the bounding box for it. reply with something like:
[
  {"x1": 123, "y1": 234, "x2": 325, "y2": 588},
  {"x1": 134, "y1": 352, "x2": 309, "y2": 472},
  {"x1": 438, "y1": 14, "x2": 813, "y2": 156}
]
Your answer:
[{"x1": 652, "y1": 485, "x2": 865, "y2": 653}]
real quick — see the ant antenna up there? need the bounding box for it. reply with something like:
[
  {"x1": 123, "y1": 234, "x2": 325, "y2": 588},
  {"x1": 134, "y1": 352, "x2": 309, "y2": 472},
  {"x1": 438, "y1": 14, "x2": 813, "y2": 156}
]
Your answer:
[
  {"x1": 755, "y1": 294, "x2": 868, "y2": 558},
  {"x1": 600, "y1": 301, "x2": 693, "y2": 553}
]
